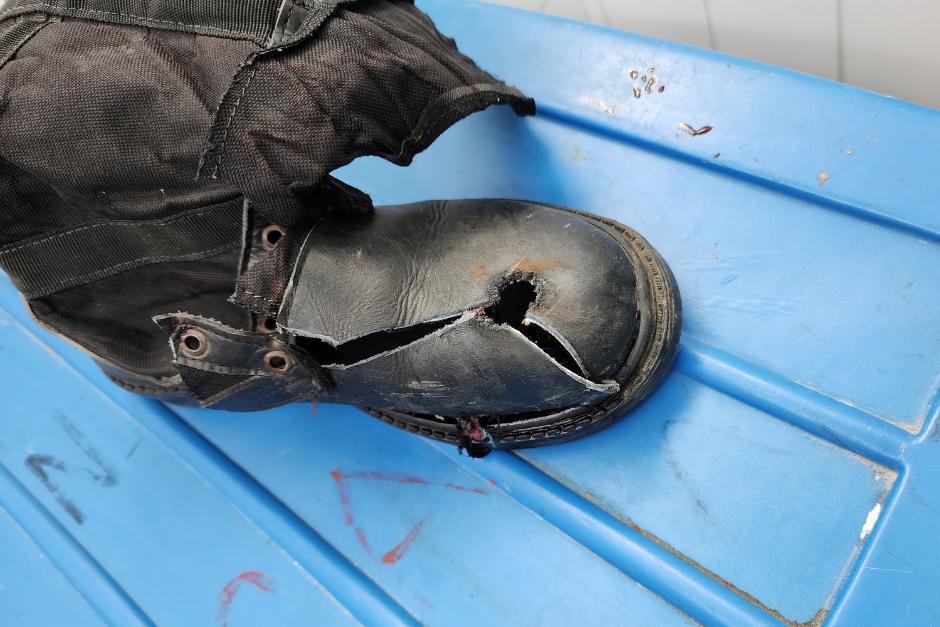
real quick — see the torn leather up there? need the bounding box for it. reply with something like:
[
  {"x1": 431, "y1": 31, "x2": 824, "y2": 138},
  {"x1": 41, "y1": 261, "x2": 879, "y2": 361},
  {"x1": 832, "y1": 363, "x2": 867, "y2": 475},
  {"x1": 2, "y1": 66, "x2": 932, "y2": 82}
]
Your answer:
[
  {"x1": 321, "y1": 313, "x2": 618, "y2": 416},
  {"x1": 278, "y1": 199, "x2": 639, "y2": 381},
  {"x1": 254, "y1": 198, "x2": 651, "y2": 419}
]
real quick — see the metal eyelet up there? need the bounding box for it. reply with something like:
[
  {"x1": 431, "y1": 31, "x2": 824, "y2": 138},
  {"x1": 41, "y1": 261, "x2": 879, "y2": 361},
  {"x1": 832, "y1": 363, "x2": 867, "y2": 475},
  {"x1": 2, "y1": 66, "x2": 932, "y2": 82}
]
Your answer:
[
  {"x1": 178, "y1": 328, "x2": 209, "y2": 359},
  {"x1": 264, "y1": 350, "x2": 294, "y2": 374},
  {"x1": 260, "y1": 224, "x2": 286, "y2": 251},
  {"x1": 256, "y1": 316, "x2": 278, "y2": 335}
]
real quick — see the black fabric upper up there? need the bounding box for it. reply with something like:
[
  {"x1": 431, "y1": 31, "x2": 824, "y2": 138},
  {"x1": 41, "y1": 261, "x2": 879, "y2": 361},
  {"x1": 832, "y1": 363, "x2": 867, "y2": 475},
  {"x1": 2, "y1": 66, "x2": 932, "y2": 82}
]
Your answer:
[
  {"x1": 0, "y1": 0, "x2": 534, "y2": 383},
  {"x1": 200, "y1": 0, "x2": 535, "y2": 224},
  {"x1": 0, "y1": 0, "x2": 284, "y2": 43}
]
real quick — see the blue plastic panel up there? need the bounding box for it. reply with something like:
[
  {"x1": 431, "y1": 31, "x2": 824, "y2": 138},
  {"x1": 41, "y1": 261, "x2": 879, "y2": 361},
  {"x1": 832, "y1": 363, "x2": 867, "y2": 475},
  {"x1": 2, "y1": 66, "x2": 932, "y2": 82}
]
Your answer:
[
  {"x1": 2, "y1": 2, "x2": 940, "y2": 626},
  {"x1": 522, "y1": 373, "x2": 895, "y2": 624},
  {"x1": 0, "y1": 304, "x2": 360, "y2": 627},
  {"x1": 177, "y1": 404, "x2": 696, "y2": 627},
  {"x1": 0, "y1": 505, "x2": 102, "y2": 626}
]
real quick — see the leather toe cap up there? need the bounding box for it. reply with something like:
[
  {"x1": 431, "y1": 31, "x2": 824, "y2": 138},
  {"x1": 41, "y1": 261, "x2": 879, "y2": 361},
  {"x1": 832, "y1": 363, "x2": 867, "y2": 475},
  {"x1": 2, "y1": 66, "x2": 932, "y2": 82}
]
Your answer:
[
  {"x1": 279, "y1": 200, "x2": 638, "y2": 382},
  {"x1": 278, "y1": 199, "x2": 646, "y2": 414}
]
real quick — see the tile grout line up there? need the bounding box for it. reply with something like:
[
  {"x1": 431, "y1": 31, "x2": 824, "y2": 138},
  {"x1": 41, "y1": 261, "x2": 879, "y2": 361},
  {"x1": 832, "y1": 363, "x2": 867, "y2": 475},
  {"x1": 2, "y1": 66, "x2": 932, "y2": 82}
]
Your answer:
[
  {"x1": 702, "y1": 0, "x2": 717, "y2": 50},
  {"x1": 836, "y1": 0, "x2": 845, "y2": 82},
  {"x1": 578, "y1": 0, "x2": 607, "y2": 26}
]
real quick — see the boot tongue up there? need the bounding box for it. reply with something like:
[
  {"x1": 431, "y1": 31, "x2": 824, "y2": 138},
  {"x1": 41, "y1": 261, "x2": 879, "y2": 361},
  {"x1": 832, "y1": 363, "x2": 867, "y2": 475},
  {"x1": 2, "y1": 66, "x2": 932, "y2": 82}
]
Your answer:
[{"x1": 277, "y1": 199, "x2": 639, "y2": 381}]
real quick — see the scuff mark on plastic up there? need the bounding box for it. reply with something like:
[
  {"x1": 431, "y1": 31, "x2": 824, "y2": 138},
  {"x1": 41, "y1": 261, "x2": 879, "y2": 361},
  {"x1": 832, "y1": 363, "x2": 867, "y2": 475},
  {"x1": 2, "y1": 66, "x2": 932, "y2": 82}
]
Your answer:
[
  {"x1": 25, "y1": 454, "x2": 84, "y2": 524},
  {"x1": 578, "y1": 95, "x2": 621, "y2": 116},
  {"x1": 859, "y1": 502, "x2": 882, "y2": 540}
]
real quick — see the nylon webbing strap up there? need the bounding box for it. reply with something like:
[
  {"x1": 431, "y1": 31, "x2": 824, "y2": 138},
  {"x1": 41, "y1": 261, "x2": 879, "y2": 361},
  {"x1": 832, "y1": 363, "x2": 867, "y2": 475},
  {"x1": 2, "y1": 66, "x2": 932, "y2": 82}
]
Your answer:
[
  {"x1": 0, "y1": 0, "x2": 283, "y2": 44},
  {"x1": 0, "y1": 198, "x2": 245, "y2": 299}
]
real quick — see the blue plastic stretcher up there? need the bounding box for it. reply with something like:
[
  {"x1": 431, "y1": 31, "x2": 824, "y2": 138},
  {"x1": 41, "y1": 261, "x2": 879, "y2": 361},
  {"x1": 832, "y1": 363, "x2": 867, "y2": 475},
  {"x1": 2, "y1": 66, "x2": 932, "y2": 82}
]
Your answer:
[{"x1": 2, "y1": 1, "x2": 940, "y2": 625}]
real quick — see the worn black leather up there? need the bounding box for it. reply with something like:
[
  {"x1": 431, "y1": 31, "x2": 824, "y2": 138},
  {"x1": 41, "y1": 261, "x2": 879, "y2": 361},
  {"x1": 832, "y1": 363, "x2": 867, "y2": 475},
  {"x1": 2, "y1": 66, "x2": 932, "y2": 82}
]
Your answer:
[
  {"x1": 147, "y1": 198, "x2": 680, "y2": 455},
  {"x1": 273, "y1": 198, "x2": 682, "y2": 454}
]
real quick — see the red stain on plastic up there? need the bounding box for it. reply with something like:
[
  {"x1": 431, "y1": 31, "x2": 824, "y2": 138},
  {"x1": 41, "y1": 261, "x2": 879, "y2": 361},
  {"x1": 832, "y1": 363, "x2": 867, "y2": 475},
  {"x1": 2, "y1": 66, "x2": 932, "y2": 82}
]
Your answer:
[
  {"x1": 382, "y1": 520, "x2": 426, "y2": 564},
  {"x1": 343, "y1": 470, "x2": 429, "y2": 485},
  {"x1": 332, "y1": 469, "x2": 489, "y2": 565},
  {"x1": 331, "y1": 469, "x2": 353, "y2": 525},
  {"x1": 355, "y1": 527, "x2": 373, "y2": 555},
  {"x1": 444, "y1": 482, "x2": 488, "y2": 494},
  {"x1": 218, "y1": 571, "x2": 274, "y2": 627}
]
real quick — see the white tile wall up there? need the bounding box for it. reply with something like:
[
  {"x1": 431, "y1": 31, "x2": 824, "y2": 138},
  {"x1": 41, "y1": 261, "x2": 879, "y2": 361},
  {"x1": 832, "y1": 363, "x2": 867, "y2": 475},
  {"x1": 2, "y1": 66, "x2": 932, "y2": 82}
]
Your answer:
[
  {"x1": 601, "y1": 0, "x2": 713, "y2": 49},
  {"x1": 705, "y1": 0, "x2": 840, "y2": 79},
  {"x1": 490, "y1": 0, "x2": 940, "y2": 110},
  {"x1": 841, "y1": 0, "x2": 940, "y2": 108}
]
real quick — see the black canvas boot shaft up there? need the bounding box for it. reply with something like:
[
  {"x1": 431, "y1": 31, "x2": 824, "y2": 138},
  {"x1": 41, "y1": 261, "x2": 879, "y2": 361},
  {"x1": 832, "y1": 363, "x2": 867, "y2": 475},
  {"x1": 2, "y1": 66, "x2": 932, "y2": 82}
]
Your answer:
[{"x1": 0, "y1": 0, "x2": 532, "y2": 385}]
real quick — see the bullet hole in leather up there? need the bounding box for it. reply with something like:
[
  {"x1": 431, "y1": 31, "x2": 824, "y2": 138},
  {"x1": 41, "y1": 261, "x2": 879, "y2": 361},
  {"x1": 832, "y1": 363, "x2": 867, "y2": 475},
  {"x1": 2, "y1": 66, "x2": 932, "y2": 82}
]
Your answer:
[
  {"x1": 482, "y1": 279, "x2": 535, "y2": 327},
  {"x1": 483, "y1": 280, "x2": 586, "y2": 377},
  {"x1": 296, "y1": 278, "x2": 586, "y2": 378}
]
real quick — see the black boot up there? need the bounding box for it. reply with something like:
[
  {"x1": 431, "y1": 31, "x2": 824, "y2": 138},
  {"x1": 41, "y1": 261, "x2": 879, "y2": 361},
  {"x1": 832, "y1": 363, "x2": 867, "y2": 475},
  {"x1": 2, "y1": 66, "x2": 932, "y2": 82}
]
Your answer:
[
  {"x1": 0, "y1": 0, "x2": 679, "y2": 455},
  {"x1": 156, "y1": 198, "x2": 681, "y2": 456}
]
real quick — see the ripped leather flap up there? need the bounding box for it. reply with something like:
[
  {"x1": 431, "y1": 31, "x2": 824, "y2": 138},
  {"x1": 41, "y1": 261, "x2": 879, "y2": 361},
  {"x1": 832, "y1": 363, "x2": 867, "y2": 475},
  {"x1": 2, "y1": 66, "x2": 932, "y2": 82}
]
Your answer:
[
  {"x1": 324, "y1": 314, "x2": 618, "y2": 416},
  {"x1": 279, "y1": 199, "x2": 639, "y2": 381}
]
